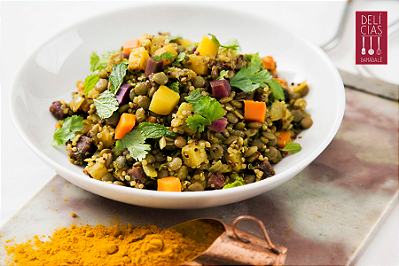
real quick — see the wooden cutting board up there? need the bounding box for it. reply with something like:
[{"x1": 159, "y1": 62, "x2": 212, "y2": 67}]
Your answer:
[{"x1": 1, "y1": 88, "x2": 397, "y2": 265}]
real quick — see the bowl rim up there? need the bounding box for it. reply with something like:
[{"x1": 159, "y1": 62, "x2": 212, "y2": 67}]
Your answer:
[{"x1": 8, "y1": 2, "x2": 346, "y2": 202}]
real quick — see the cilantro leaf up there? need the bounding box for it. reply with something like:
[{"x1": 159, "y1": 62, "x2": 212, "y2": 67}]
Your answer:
[
  {"x1": 223, "y1": 176, "x2": 245, "y2": 189},
  {"x1": 186, "y1": 114, "x2": 211, "y2": 132},
  {"x1": 281, "y1": 142, "x2": 302, "y2": 154},
  {"x1": 83, "y1": 72, "x2": 100, "y2": 96},
  {"x1": 115, "y1": 129, "x2": 151, "y2": 161},
  {"x1": 184, "y1": 89, "x2": 223, "y2": 132},
  {"x1": 229, "y1": 65, "x2": 269, "y2": 94},
  {"x1": 250, "y1": 52, "x2": 262, "y2": 68},
  {"x1": 230, "y1": 54, "x2": 285, "y2": 101},
  {"x1": 153, "y1": 51, "x2": 175, "y2": 62},
  {"x1": 138, "y1": 122, "x2": 175, "y2": 138},
  {"x1": 169, "y1": 81, "x2": 180, "y2": 93},
  {"x1": 109, "y1": 62, "x2": 128, "y2": 94},
  {"x1": 268, "y1": 78, "x2": 285, "y2": 101},
  {"x1": 196, "y1": 96, "x2": 224, "y2": 122},
  {"x1": 93, "y1": 90, "x2": 119, "y2": 119},
  {"x1": 52, "y1": 115, "x2": 84, "y2": 146}
]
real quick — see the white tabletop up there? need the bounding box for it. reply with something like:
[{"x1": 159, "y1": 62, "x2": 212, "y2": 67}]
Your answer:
[{"x1": 1, "y1": 1, "x2": 398, "y2": 265}]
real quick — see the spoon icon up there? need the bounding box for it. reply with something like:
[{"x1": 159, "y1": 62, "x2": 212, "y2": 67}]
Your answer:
[
  {"x1": 361, "y1": 36, "x2": 366, "y2": 55},
  {"x1": 368, "y1": 36, "x2": 374, "y2": 55},
  {"x1": 376, "y1": 36, "x2": 382, "y2": 55}
]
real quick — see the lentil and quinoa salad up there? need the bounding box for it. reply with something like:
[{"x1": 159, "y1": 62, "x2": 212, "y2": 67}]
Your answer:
[{"x1": 50, "y1": 32, "x2": 313, "y2": 192}]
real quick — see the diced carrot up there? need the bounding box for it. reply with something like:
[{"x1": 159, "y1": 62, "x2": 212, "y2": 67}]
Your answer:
[
  {"x1": 55, "y1": 122, "x2": 62, "y2": 129},
  {"x1": 123, "y1": 39, "x2": 140, "y2": 55},
  {"x1": 76, "y1": 80, "x2": 85, "y2": 92},
  {"x1": 243, "y1": 100, "x2": 266, "y2": 122},
  {"x1": 273, "y1": 78, "x2": 287, "y2": 86},
  {"x1": 115, "y1": 113, "x2": 136, "y2": 139},
  {"x1": 276, "y1": 131, "x2": 291, "y2": 148},
  {"x1": 157, "y1": 177, "x2": 182, "y2": 192},
  {"x1": 261, "y1": 56, "x2": 276, "y2": 71}
]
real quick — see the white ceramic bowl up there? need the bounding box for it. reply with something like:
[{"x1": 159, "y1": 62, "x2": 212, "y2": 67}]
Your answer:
[{"x1": 9, "y1": 3, "x2": 345, "y2": 209}]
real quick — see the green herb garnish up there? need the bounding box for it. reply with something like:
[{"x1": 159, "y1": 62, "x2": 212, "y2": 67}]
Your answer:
[
  {"x1": 89, "y1": 52, "x2": 101, "y2": 72},
  {"x1": 83, "y1": 72, "x2": 100, "y2": 96},
  {"x1": 93, "y1": 90, "x2": 119, "y2": 119},
  {"x1": 138, "y1": 122, "x2": 175, "y2": 138},
  {"x1": 172, "y1": 52, "x2": 187, "y2": 66},
  {"x1": 185, "y1": 89, "x2": 224, "y2": 132},
  {"x1": 281, "y1": 142, "x2": 302, "y2": 154},
  {"x1": 115, "y1": 129, "x2": 151, "y2": 161},
  {"x1": 166, "y1": 35, "x2": 182, "y2": 42},
  {"x1": 216, "y1": 70, "x2": 229, "y2": 80},
  {"x1": 223, "y1": 176, "x2": 245, "y2": 189},
  {"x1": 169, "y1": 81, "x2": 180, "y2": 93},
  {"x1": 230, "y1": 53, "x2": 284, "y2": 100},
  {"x1": 153, "y1": 51, "x2": 175, "y2": 62},
  {"x1": 208, "y1": 33, "x2": 240, "y2": 51},
  {"x1": 90, "y1": 50, "x2": 119, "y2": 71},
  {"x1": 109, "y1": 62, "x2": 128, "y2": 94},
  {"x1": 52, "y1": 115, "x2": 84, "y2": 146}
]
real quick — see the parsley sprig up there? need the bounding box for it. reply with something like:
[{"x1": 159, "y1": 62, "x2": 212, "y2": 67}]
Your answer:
[
  {"x1": 230, "y1": 53, "x2": 285, "y2": 100},
  {"x1": 115, "y1": 129, "x2": 151, "y2": 161},
  {"x1": 52, "y1": 115, "x2": 84, "y2": 146},
  {"x1": 185, "y1": 89, "x2": 224, "y2": 132},
  {"x1": 115, "y1": 123, "x2": 175, "y2": 161}
]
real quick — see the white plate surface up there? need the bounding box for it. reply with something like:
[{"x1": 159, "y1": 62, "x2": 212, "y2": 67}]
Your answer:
[{"x1": 9, "y1": 3, "x2": 345, "y2": 209}]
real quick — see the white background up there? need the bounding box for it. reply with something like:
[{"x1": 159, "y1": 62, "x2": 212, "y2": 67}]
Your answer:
[{"x1": 1, "y1": 1, "x2": 398, "y2": 265}]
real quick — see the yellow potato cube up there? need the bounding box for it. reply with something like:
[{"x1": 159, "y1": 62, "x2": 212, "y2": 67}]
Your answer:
[
  {"x1": 128, "y1": 47, "x2": 150, "y2": 71},
  {"x1": 149, "y1": 85, "x2": 180, "y2": 115},
  {"x1": 86, "y1": 162, "x2": 108, "y2": 180},
  {"x1": 189, "y1": 54, "x2": 209, "y2": 75},
  {"x1": 149, "y1": 35, "x2": 167, "y2": 55},
  {"x1": 180, "y1": 39, "x2": 193, "y2": 48},
  {"x1": 181, "y1": 141, "x2": 208, "y2": 168},
  {"x1": 196, "y1": 35, "x2": 219, "y2": 57},
  {"x1": 152, "y1": 44, "x2": 178, "y2": 66}
]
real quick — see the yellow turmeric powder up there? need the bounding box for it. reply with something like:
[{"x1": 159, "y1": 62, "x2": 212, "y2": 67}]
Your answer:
[{"x1": 4, "y1": 220, "x2": 223, "y2": 266}]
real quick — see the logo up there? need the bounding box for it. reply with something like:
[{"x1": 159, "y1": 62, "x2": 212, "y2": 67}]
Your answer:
[{"x1": 355, "y1": 11, "x2": 387, "y2": 65}]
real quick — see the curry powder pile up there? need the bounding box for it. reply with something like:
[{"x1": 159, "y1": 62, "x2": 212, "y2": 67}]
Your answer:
[{"x1": 4, "y1": 222, "x2": 220, "y2": 266}]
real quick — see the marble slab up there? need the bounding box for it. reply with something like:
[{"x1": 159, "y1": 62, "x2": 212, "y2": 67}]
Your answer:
[{"x1": 1, "y1": 88, "x2": 398, "y2": 265}]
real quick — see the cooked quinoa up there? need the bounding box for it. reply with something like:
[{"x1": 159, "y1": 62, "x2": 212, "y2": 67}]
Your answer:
[{"x1": 50, "y1": 32, "x2": 312, "y2": 191}]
